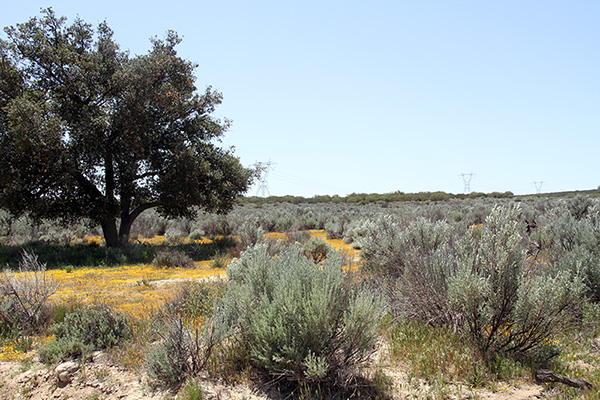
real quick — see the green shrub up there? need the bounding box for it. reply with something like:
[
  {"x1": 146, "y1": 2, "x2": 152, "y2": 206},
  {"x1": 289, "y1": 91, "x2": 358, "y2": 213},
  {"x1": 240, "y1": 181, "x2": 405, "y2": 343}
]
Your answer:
[
  {"x1": 209, "y1": 253, "x2": 230, "y2": 269},
  {"x1": 363, "y1": 205, "x2": 586, "y2": 361},
  {"x1": 146, "y1": 280, "x2": 229, "y2": 386},
  {"x1": 302, "y1": 236, "x2": 331, "y2": 263},
  {"x1": 214, "y1": 244, "x2": 387, "y2": 386},
  {"x1": 162, "y1": 280, "x2": 228, "y2": 326},
  {"x1": 181, "y1": 377, "x2": 204, "y2": 400},
  {"x1": 152, "y1": 249, "x2": 195, "y2": 268},
  {"x1": 188, "y1": 228, "x2": 206, "y2": 241},
  {"x1": 237, "y1": 218, "x2": 265, "y2": 249},
  {"x1": 40, "y1": 305, "x2": 130, "y2": 363},
  {"x1": 164, "y1": 229, "x2": 187, "y2": 246},
  {"x1": 145, "y1": 318, "x2": 193, "y2": 385}
]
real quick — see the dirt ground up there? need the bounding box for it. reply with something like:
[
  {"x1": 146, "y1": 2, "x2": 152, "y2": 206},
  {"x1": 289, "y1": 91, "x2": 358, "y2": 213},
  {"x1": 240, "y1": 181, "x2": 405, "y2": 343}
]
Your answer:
[{"x1": 0, "y1": 355, "x2": 551, "y2": 400}]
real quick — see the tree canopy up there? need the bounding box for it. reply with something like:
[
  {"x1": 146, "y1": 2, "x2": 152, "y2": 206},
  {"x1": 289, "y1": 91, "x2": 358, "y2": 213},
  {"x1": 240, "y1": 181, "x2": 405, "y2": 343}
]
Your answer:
[{"x1": 0, "y1": 9, "x2": 255, "y2": 247}]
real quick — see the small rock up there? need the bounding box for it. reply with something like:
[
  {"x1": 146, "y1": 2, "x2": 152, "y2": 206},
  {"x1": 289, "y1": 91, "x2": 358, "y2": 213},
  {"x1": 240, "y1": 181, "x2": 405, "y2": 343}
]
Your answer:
[
  {"x1": 92, "y1": 351, "x2": 107, "y2": 363},
  {"x1": 54, "y1": 361, "x2": 79, "y2": 383},
  {"x1": 16, "y1": 370, "x2": 34, "y2": 383}
]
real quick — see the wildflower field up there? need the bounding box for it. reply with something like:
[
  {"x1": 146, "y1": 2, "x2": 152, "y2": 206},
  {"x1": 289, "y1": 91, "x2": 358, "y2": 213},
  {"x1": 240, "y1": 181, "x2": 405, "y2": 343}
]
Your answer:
[{"x1": 0, "y1": 196, "x2": 599, "y2": 399}]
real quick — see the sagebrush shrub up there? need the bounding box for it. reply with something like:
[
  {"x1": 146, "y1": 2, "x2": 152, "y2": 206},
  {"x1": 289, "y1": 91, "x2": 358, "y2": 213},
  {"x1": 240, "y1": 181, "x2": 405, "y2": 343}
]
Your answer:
[
  {"x1": 162, "y1": 280, "x2": 228, "y2": 326},
  {"x1": 40, "y1": 305, "x2": 130, "y2": 363},
  {"x1": 448, "y1": 205, "x2": 585, "y2": 357},
  {"x1": 362, "y1": 205, "x2": 586, "y2": 360},
  {"x1": 214, "y1": 244, "x2": 387, "y2": 386},
  {"x1": 146, "y1": 318, "x2": 194, "y2": 385},
  {"x1": 237, "y1": 218, "x2": 265, "y2": 249},
  {"x1": 147, "y1": 280, "x2": 228, "y2": 386},
  {"x1": 152, "y1": 249, "x2": 195, "y2": 268},
  {"x1": 303, "y1": 236, "x2": 331, "y2": 263},
  {"x1": 188, "y1": 228, "x2": 206, "y2": 241}
]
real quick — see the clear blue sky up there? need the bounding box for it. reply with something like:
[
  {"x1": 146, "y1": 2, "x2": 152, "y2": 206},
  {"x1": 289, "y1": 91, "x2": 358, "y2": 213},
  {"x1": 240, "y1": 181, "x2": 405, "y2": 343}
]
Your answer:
[{"x1": 3, "y1": 1, "x2": 599, "y2": 197}]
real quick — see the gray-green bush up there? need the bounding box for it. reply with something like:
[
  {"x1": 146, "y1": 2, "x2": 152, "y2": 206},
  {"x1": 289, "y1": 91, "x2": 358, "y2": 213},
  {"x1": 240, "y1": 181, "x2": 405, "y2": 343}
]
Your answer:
[
  {"x1": 214, "y1": 244, "x2": 387, "y2": 386},
  {"x1": 146, "y1": 280, "x2": 227, "y2": 386},
  {"x1": 152, "y1": 249, "x2": 195, "y2": 268},
  {"x1": 362, "y1": 205, "x2": 586, "y2": 360},
  {"x1": 39, "y1": 305, "x2": 130, "y2": 363},
  {"x1": 448, "y1": 205, "x2": 585, "y2": 358}
]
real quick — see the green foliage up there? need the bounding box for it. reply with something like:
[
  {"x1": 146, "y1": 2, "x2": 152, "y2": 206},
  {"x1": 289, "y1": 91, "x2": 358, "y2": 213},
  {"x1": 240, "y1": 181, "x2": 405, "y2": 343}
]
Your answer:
[
  {"x1": 0, "y1": 9, "x2": 255, "y2": 248},
  {"x1": 146, "y1": 280, "x2": 228, "y2": 386},
  {"x1": 362, "y1": 205, "x2": 586, "y2": 361},
  {"x1": 387, "y1": 319, "x2": 490, "y2": 386},
  {"x1": 181, "y1": 378, "x2": 204, "y2": 400},
  {"x1": 39, "y1": 305, "x2": 130, "y2": 363},
  {"x1": 448, "y1": 206, "x2": 585, "y2": 358},
  {"x1": 188, "y1": 228, "x2": 206, "y2": 241},
  {"x1": 145, "y1": 318, "x2": 193, "y2": 385},
  {"x1": 215, "y1": 244, "x2": 387, "y2": 386},
  {"x1": 209, "y1": 252, "x2": 231, "y2": 269},
  {"x1": 237, "y1": 218, "x2": 265, "y2": 249},
  {"x1": 162, "y1": 280, "x2": 228, "y2": 325},
  {"x1": 303, "y1": 236, "x2": 331, "y2": 263},
  {"x1": 152, "y1": 249, "x2": 195, "y2": 268}
]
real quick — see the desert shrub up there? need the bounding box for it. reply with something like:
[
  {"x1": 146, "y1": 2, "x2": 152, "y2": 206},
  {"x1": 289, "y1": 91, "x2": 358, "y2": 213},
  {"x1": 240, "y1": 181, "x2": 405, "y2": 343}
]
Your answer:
[
  {"x1": 0, "y1": 251, "x2": 58, "y2": 335},
  {"x1": 40, "y1": 305, "x2": 130, "y2": 363},
  {"x1": 237, "y1": 218, "x2": 265, "y2": 249},
  {"x1": 130, "y1": 208, "x2": 169, "y2": 237},
  {"x1": 152, "y1": 249, "x2": 195, "y2": 268},
  {"x1": 451, "y1": 206, "x2": 585, "y2": 358},
  {"x1": 209, "y1": 252, "x2": 231, "y2": 269},
  {"x1": 199, "y1": 214, "x2": 234, "y2": 236},
  {"x1": 363, "y1": 205, "x2": 586, "y2": 360},
  {"x1": 286, "y1": 230, "x2": 311, "y2": 244},
  {"x1": 181, "y1": 377, "x2": 204, "y2": 400},
  {"x1": 147, "y1": 280, "x2": 229, "y2": 386},
  {"x1": 214, "y1": 244, "x2": 387, "y2": 386},
  {"x1": 188, "y1": 228, "x2": 206, "y2": 241},
  {"x1": 303, "y1": 236, "x2": 331, "y2": 263},
  {"x1": 361, "y1": 216, "x2": 453, "y2": 279},
  {"x1": 146, "y1": 314, "x2": 227, "y2": 386},
  {"x1": 164, "y1": 228, "x2": 187, "y2": 245},
  {"x1": 162, "y1": 280, "x2": 228, "y2": 326},
  {"x1": 325, "y1": 218, "x2": 348, "y2": 240},
  {"x1": 541, "y1": 201, "x2": 600, "y2": 301},
  {"x1": 146, "y1": 318, "x2": 195, "y2": 385}
]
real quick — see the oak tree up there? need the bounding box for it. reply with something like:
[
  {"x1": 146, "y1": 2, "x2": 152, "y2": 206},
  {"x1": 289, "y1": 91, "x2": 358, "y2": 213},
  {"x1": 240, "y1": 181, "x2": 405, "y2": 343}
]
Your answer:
[{"x1": 0, "y1": 9, "x2": 255, "y2": 247}]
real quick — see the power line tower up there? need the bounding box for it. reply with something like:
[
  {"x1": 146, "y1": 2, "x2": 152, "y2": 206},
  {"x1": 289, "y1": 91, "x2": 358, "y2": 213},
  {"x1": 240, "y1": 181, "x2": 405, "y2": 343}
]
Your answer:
[
  {"x1": 459, "y1": 172, "x2": 475, "y2": 194},
  {"x1": 533, "y1": 181, "x2": 544, "y2": 195},
  {"x1": 256, "y1": 160, "x2": 276, "y2": 197}
]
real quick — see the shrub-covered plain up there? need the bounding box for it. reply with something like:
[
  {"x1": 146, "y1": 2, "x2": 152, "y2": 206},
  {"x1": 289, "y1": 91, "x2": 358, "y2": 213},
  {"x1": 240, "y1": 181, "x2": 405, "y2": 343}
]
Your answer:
[{"x1": 0, "y1": 195, "x2": 599, "y2": 398}]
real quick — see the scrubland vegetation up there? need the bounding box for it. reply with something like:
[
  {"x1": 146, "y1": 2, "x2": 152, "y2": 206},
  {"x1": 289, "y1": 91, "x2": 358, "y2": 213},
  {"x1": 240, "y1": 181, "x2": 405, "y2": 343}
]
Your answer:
[{"x1": 0, "y1": 194, "x2": 599, "y2": 399}]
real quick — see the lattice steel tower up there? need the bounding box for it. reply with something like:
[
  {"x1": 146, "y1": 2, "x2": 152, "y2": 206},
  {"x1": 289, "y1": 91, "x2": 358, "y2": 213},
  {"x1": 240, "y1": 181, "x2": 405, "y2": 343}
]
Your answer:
[
  {"x1": 256, "y1": 160, "x2": 276, "y2": 197},
  {"x1": 460, "y1": 172, "x2": 474, "y2": 194},
  {"x1": 533, "y1": 181, "x2": 544, "y2": 195}
]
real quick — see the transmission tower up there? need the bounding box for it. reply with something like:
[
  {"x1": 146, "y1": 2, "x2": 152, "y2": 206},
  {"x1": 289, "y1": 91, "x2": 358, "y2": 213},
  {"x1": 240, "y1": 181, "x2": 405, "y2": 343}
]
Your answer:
[
  {"x1": 256, "y1": 160, "x2": 276, "y2": 197},
  {"x1": 459, "y1": 173, "x2": 475, "y2": 194},
  {"x1": 533, "y1": 181, "x2": 544, "y2": 195}
]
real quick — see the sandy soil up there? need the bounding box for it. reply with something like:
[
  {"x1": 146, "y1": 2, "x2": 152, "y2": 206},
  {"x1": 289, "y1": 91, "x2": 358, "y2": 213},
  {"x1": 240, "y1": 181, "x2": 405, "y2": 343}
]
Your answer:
[{"x1": 0, "y1": 356, "x2": 551, "y2": 400}]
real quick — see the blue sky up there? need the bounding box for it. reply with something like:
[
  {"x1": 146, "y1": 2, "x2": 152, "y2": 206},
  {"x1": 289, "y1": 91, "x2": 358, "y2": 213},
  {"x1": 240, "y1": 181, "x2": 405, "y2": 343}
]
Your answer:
[{"x1": 3, "y1": 1, "x2": 599, "y2": 197}]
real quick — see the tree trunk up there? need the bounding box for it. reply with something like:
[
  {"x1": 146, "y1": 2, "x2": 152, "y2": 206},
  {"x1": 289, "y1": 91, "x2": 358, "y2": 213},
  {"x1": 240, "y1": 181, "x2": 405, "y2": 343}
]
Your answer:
[
  {"x1": 118, "y1": 215, "x2": 134, "y2": 246},
  {"x1": 101, "y1": 219, "x2": 120, "y2": 248}
]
